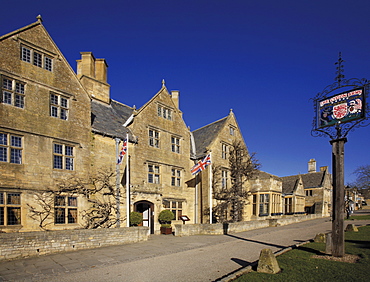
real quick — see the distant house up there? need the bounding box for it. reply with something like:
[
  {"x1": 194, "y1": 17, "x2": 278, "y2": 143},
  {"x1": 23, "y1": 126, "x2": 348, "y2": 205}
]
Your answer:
[
  {"x1": 345, "y1": 186, "x2": 365, "y2": 210},
  {"x1": 281, "y1": 159, "x2": 332, "y2": 216},
  {"x1": 249, "y1": 171, "x2": 283, "y2": 219},
  {"x1": 281, "y1": 175, "x2": 305, "y2": 215}
]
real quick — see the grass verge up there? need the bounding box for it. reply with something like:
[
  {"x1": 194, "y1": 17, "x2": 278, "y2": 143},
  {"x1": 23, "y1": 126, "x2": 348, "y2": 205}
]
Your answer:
[
  {"x1": 234, "y1": 225, "x2": 370, "y2": 282},
  {"x1": 345, "y1": 214, "x2": 370, "y2": 220}
]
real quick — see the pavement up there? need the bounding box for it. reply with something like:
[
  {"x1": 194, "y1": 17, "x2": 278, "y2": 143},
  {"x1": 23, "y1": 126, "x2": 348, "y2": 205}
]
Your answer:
[{"x1": 1, "y1": 209, "x2": 370, "y2": 282}]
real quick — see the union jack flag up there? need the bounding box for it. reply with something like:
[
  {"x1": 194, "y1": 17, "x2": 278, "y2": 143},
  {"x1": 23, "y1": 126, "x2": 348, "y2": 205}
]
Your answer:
[
  {"x1": 117, "y1": 139, "x2": 127, "y2": 165},
  {"x1": 191, "y1": 154, "x2": 211, "y2": 175}
]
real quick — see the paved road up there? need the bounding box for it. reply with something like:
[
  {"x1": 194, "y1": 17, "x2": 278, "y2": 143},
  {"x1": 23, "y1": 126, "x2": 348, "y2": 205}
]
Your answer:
[{"x1": 1, "y1": 214, "x2": 369, "y2": 282}]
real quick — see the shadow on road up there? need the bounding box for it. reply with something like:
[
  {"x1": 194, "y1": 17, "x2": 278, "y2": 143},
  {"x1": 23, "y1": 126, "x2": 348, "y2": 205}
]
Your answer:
[
  {"x1": 226, "y1": 234, "x2": 286, "y2": 249},
  {"x1": 214, "y1": 257, "x2": 256, "y2": 282},
  {"x1": 231, "y1": 257, "x2": 251, "y2": 267}
]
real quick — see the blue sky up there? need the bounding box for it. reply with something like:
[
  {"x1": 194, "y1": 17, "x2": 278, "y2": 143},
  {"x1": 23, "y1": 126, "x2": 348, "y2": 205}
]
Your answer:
[{"x1": 1, "y1": 0, "x2": 369, "y2": 183}]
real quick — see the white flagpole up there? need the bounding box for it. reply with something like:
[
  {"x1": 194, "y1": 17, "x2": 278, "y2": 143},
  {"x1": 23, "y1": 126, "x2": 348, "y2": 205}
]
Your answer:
[
  {"x1": 126, "y1": 132, "x2": 130, "y2": 227},
  {"x1": 115, "y1": 138, "x2": 121, "y2": 228},
  {"x1": 209, "y1": 152, "x2": 212, "y2": 224}
]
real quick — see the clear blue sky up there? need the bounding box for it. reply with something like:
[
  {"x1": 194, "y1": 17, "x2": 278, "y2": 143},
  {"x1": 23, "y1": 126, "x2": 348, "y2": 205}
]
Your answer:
[{"x1": 1, "y1": 0, "x2": 369, "y2": 183}]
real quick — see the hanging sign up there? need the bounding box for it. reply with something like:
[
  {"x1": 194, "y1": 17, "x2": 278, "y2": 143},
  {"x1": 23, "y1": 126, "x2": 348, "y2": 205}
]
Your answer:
[{"x1": 318, "y1": 87, "x2": 365, "y2": 128}]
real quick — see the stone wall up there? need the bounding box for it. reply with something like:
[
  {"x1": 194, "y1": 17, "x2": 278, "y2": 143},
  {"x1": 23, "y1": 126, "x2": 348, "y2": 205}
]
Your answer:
[
  {"x1": 0, "y1": 226, "x2": 149, "y2": 261},
  {"x1": 174, "y1": 214, "x2": 324, "y2": 236}
]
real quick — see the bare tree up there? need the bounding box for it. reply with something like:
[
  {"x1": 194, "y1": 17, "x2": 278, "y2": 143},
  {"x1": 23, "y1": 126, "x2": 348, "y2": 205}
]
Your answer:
[
  {"x1": 351, "y1": 165, "x2": 370, "y2": 198},
  {"x1": 213, "y1": 140, "x2": 261, "y2": 223},
  {"x1": 212, "y1": 164, "x2": 229, "y2": 223},
  {"x1": 28, "y1": 168, "x2": 121, "y2": 229},
  {"x1": 81, "y1": 169, "x2": 119, "y2": 229},
  {"x1": 27, "y1": 190, "x2": 58, "y2": 230}
]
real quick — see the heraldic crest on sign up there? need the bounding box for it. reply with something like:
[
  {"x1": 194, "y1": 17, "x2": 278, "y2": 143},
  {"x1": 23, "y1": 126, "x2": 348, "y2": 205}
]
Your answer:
[{"x1": 312, "y1": 53, "x2": 370, "y2": 140}]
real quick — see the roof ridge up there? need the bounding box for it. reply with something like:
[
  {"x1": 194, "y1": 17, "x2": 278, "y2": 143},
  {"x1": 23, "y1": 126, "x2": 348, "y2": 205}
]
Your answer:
[
  {"x1": 111, "y1": 99, "x2": 134, "y2": 110},
  {"x1": 0, "y1": 19, "x2": 41, "y2": 41},
  {"x1": 192, "y1": 115, "x2": 228, "y2": 133}
]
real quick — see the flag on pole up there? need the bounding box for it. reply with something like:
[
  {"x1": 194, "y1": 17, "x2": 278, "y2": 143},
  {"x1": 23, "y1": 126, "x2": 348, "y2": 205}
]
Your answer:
[
  {"x1": 191, "y1": 154, "x2": 211, "y2": 175},
  {"x1": 117, "y1": 139, "x2": 127, "y2": 165}
]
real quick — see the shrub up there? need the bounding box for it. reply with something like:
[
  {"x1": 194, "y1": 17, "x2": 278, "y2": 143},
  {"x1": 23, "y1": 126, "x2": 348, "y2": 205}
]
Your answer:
[
  {"x1": 158, "y1": 210, "x2": 174, "y2": 224},
  {"x1": 129, "y1": 211, "x2": 143, "y2": 226}
]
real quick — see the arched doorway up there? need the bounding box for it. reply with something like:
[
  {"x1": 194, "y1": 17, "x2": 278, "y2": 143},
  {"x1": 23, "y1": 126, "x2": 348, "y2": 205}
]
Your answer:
[{"x1": 134, "y1": 201, "x2": 154, "y2": 234}]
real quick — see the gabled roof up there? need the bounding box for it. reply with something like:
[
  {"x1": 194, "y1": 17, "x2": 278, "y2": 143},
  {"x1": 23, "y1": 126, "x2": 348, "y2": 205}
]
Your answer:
[
  {"x1": 281, "y1": 175, "x2": 300, "y2": 194},
  {"x1": 281, "y1": 171, "x2": 326, "y2": 192},
  {"x1": 0, "y1": 17, "x2": 91, "y2": 103},
  {"x1": 0, "y1": 18, "x2": 41, "y2": 41},
  {"x1": 91, "y1": 99, "x2": 134, "y2": 140},
  {"x1": 192, "y1": 116, "x2": 228, "y2": 159},
  {"x1": 136, "y1": 81, "x2": 177, "y2": 115},
  {"x1": 254, "y1": 170, "x2": 281, "y2": 181},
  {"x1": 301, "y1": 171, "x2": 326, "y2": 188}
]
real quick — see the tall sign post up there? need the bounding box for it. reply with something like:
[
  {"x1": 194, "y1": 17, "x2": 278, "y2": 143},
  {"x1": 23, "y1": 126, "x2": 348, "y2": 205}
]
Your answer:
[
  {"x1": 330, "y1": 136, "x2": 346, "y2": 256},
  {"x1": 311, "y1": 53, "x2": 369, "y2": 257}
]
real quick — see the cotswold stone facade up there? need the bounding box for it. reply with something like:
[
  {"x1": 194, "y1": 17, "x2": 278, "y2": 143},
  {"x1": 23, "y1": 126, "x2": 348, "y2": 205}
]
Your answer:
[
  {"x1": 0, "y1": 19, "x2": 199, "y2": 233},
  {"x1": 249, "y1": 171, "x2": 283, "y2": 219},
  {"x1": 192, "y1": 111, "x2": 255, "y2": 223},
  {"x1": 281, "y1": 159, "x2": 332, "y2": 217},
  {"x1": 1, "y1": 18, "x2": 331, "y2": 234},
  {"x1": 0, "y1": 18, "x2": 91, "y2": 232}
]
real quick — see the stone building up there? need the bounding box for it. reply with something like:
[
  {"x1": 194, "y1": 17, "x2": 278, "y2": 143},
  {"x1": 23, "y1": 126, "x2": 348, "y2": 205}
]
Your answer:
[
  {"x1": 281, "y1": 159, "x2": 332, "y2": 216},
  {"x1": 2, "y1": 17, "x2": 319, "y2": 233},
  {"x1": 249, "y1": 171, "x2": 283, "y2": 219},
  {"x1": 0, "y1": 18, "x2": 197, "y2": 233},
  {"x1": 123, "y1": 82, "x2": 195, "y2": 233},
  {"x1": 192, "y1": 110, "x2": 258, "y2": 223},
  {"x1": 281, "y1": 175, "x2": 305, "y2": 215},
  {"x1": 72, "y1": 52, "x2": 196, "y2": 234},
  {"x1": 0, "y1": 17, "x2": 92, "y2": 232}
]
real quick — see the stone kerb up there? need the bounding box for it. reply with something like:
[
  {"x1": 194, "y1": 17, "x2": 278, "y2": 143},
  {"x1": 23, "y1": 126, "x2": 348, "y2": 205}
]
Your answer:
[{"x1": 0, "y1": 226, "x2": 149, "y2": 261}]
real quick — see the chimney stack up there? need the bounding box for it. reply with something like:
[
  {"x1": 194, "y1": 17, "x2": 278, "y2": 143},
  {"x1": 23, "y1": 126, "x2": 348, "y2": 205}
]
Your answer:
[
  {"x1": 308, "y1": 159, "x2": 316, "y2": 173},
  {"x1": 77, "y1": 52, "x2": 95, "y2": 78},
  {"x1": 76, "y1": 52, "x2": 110, "y2": 104},
  {"x1": 95, "y1": 58, "x2": 108, "y2": 83},
  {"x1": 171, "y1": 90, "x2": 180, "y2": 108}
]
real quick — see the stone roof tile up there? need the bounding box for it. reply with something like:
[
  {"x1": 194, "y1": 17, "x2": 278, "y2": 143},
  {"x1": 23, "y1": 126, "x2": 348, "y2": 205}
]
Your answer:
[
  {"x1": 91, "y1": 99, "x2": 134, "y2": 140},
  {"x1": 192, "y1": 117, "x2": 228, "y2": 158}
]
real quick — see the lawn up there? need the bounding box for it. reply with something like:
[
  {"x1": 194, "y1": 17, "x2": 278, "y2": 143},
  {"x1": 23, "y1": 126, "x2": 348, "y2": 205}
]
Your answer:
[
  {"x1": 346, "y1": 214, "x2": 370, "y2": 220},
  {"x1": 234, "y1": 225, "x2": 370, "y2": 282}
]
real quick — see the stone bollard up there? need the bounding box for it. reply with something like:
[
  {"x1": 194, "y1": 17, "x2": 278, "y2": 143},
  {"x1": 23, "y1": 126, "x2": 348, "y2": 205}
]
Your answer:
[
  {"x1": 345, "y1": 224, "x2": 358, "y2": 232},
  {"x1": 314, "y1": 233, "x2": 326, "y2": 243},
  {"x1": 257, "y1": 248, "x2": 281, "y2": 274}
]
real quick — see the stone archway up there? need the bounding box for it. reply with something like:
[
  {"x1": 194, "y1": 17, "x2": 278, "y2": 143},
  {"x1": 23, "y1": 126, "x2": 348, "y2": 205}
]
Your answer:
[{"x1": 134, "y1": 201, "x2": 154, "y2": 234}]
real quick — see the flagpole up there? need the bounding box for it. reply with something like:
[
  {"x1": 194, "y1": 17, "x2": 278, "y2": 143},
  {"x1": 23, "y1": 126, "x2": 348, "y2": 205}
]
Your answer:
[
  {"x1": 209, "y1": 152, "x2": 212, "y2": 224},
  {"x1": 115, "y1": 138, "x2": 121, "y2": 228},
  {"x1": 195, "y1": 173, "x2": 198, "y2": 224},
  {"x1": 126, "y1": 132, "x2": 130, "y2": 227}
]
